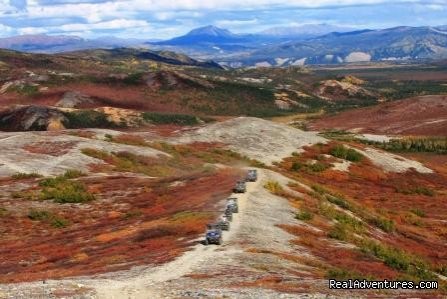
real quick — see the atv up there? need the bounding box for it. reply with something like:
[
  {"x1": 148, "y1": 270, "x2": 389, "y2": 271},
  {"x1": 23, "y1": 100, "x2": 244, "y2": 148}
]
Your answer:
[
  {"x1": 204, "y1": 224, "x2": 223, "y2": 245},
  {"x1": 233, "y1": 180, "x2": 246, "y2": 193},
  {"x1": 246, "y1": 169, "x2": 258, "y2": 182},
  {"x1": 226, "y1": 197, "x2": 239, "y2": 213},
  {"x1": 216, "y1": 215, "x2": 230, "y2": 231},
  {"x1": 224, "y1": 207, "x2": 233, "y2": 221}
]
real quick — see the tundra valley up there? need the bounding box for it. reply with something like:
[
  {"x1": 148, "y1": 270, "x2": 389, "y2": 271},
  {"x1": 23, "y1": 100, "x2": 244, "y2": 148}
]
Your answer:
[{"x1": 0, "y1": 3, "x2": 447, "y2": 298}]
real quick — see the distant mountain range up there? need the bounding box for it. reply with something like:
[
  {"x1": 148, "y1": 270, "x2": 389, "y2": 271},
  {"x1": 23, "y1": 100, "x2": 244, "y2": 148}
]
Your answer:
[
  {"x1": 148, "y1": 25, "x2": 447, "y2": 66},
  {"x1": 1, "y1": 24, "x2": 447, "y2": 67},
  {"x1": 0, "y1": 34, "x2": 145, "y2": 53},
  {"x1": 259, "y1": 24, "x2": 355, "y2": 38}
]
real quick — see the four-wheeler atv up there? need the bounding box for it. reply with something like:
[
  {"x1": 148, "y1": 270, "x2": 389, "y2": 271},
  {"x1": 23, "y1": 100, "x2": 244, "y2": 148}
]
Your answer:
[
  {"x1": 204, "y1": 224, "x2": 223, "y2": 245},
  {"x1": 226, "y1": 197, "x2": 239, "y2": 213},
  {"x1": 224, "y1": 207, "x2": 233, "y2": 221},
  {"x1": 233, "y1": 180, "x2": 246, "y2": 193},
  {"x1": 216, "y1": 215, "x2": 230, "y2": 231},
  {"x1": 246, "y1": 169, "x2": 258, "y2": 182}
]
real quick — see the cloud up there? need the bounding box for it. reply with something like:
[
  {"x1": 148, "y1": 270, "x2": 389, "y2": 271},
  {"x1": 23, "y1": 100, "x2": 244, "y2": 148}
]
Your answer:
[
  {"x1": 18, "y1": 26, "x2": 48, "y2": 35},
  {"x1": 0, "y1": 0, "x2": 446, "y2": 39},
  {"x1": 59, "y1": 19, "x2": 150, "y2": 32},
  {"x1": 215, "y1": 18, "x2": 259, "y2": 27}
]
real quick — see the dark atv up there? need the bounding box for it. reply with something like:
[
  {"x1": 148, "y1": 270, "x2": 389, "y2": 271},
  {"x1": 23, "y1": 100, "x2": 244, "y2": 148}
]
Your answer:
[
  {"x1": 226, "y1": 197, "x2": 239, "y2": 213},
  {"x1": 246, "y1": 169, "x2": 258, "y2": 182},
  {"x1": 204, "y1": 224, "x2": 223, "y2": 245},
  {"x1": 224, "y1": 207, "x2": 233, "y2": 221},
  {"x1": 216, "y1": 216, "x2": 230, "y2": 231},
  {"x1": 233, "y1": 180, "x2": 246, "y2": 193}
]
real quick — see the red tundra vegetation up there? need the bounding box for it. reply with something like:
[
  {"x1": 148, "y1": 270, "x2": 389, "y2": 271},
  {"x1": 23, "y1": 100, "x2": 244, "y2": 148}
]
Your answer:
[
  {"x1": 0, "y1": 163, "x2": 240, "y2": 283},
  {"x1": 269, "y1": 141, "x2": 447, "y2": 294}
]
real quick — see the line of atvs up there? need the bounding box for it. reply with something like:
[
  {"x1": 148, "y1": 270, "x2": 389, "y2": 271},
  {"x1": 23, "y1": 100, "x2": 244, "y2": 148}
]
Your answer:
[{"x1": 204, "y1": 169, "x2": 258, "y2": 245}]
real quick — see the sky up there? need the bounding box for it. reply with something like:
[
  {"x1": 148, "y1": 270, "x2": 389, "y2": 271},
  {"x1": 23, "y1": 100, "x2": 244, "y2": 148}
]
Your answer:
[{"x1": 0, "y1": 0, "x2": 446, "y2": 39}]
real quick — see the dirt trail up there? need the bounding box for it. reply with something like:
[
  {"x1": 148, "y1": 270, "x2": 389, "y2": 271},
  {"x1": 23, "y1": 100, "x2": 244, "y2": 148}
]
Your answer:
[{"x1": 87, "y1": 168, "x2": 267, "y2": 299}]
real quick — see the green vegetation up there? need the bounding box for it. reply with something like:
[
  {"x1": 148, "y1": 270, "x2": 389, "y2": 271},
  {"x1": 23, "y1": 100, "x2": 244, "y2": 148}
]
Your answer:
[
  {"x1": 290, "y1": 161, "x2": 330, "y2": 173},
  {"x1": 364, "y1": 137, "x2": 447, "y2": 154},
  {"x1": 9, "y1": 84, "x2": 39, "y2": 96},
  {"x1": 11, "y1": 172, "x2": 42, "y2": 180},
  {"x1": 142, "y1": 112, "x2": 205, "y2": 126},
  {"x1": 308, "y1": 162, "x2": 331, "y2": 172},
  {"x1": 328, "y1": 223, "x2": 350, "y2": 241},
  {"x1": 311, "y1": 184, "x2": 329, "y2": 195},
  {"x1": 295, "y1": 210, "x2": 313, "y2": 221},
  {"x1": 38, "y1": 171, "x2": 94, "y2": 203},
  {"x1": 63, "y1": 110, "x2": 119, "y2": 129},
  {"x1": 264, "y1": 181, "x2": 285, "y2": 195},
  {"x1": 396, "y1": 186, "x2": 435, "y2": 197},
  {"x1": 290, "y1": 162, "x2": 303, "y2": 171},
  {"x1": 28, "y1": 209, "x2": 69, "y2": 228},
  {"x1": 0, "y1": 207, "x2": 8, "y2": 217},
  {"x1": 123, "y1": 72, "x2": 144, "y2": 85},
  {"x1": 330, "y1": 145, "x2": 364, "y2": 162},
  {"x1": 320, "y1": 130, "x2": 356, "y2": 141},
  {"x1": 367, "y1": 216, "x2": 395, "y2": 233},
  {"x1": 410, "y1": 208, "x2": 426, "y2": 218},
  {"x1": 370, "y1": 80, "x2": 447, "y2": 101},
  {"x1": 326, "y1": 195, "x2": 351, "y2": 210},
  {"x1": 359, "y1": 239, "x2": 436, "y2": 280},
  {"x1": 62, "y1": 169, "x2": 86, "y2": 179},
  {"x1": 312, "y1": 184, "x2": 395, "y2": 233},
  {"x1": 328, "y1": 211, "x2": 365, "y2": 241}
]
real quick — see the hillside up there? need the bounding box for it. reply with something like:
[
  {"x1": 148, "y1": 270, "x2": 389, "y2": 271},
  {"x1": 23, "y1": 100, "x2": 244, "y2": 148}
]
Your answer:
[
  {"x1": 309, "y1": 95, "x2": 447, "y2": 136},
  {"x1": 0, "y1": 117, "x2": 446, "y2": 298}
]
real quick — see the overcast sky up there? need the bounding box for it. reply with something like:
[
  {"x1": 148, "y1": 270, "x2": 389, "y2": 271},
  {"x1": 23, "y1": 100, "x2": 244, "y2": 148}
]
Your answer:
[{"x1": 0, "y1": 0, "x2": 446, "y2": 39}]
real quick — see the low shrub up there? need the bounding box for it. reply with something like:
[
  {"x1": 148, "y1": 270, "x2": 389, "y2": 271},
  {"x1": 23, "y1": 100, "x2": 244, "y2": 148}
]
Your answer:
[
  {"x1": 334, "y1": 213, "x2": 364, "y2": 234},
  {"x1": 311, "y1": 184, "x2": 329, "y2": 195},
  {"x1": 264, "y1": 181, "x2": 284, "y2": 195},
  {"x1": 62, "y1": 169, "x2": 86, "y2": 179},
  {"x1": 378, "y1": 137, "x2": 447, "y2": 154},
  {"x1": 39, "y1": 174, "x2": 94, "y2": 203},
  {"x1": 9, "y1": 84, "x2": 39, "y2": 96},
  {"x1": 410, "y1": 208, "x2": 426, "y2": 218},
  {"x1": 290, "y1": 162, "x2": 303, "y2": 171},
  {"x1": 359, "y1": 239, "x2": 436, "y2": 280},
  {"x1": 63, "y1": 110, "x2": 118, "y2": 129},
  {"x1": 328, "y1": 223, "x2": 349, "y2": 241},
  {"x1": 367, "y1": 216, "x2": 395, "y2": 233},
  {"x1": 330, "y1": 145, "x2": 363, "y2": 162},
  {"x1": 295, "y1": 210, "x2": 313, "y2": 221},
  {"x1": 11, "y1": 172, "x2": 42, "y2": 180},
  {"x1": 327, "y1": 195, "x2": 351, "y2": 210},
  {"x1": 309, "y1": 161, "x2": 331, "y2": 172},
  {"x1": 142, "y1": 112, "x2": 203, "y2": 126},
  {"x1": 28, "y1": 209, "x2": 69, "y2": 228},
  {"x1": 123, "y1": 72, "x2": 144, "y2": 85},
  {"x1": 397, "y1": 186, "x2": 435, "y2": 197}
]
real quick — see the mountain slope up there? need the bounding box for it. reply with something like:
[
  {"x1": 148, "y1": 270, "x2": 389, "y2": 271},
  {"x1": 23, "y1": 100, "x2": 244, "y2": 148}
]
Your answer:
[
  {"x1": 153, "y1": 25, "x2": 254, "y2": 46},
  {"x1": 66, "y1": 48, "x2": 223, "y2": 69},
  {"x1": 229, "y1": 26, "x2": 447, "y2": 66},
  {"x1": 259, "y1": 24, "x2": 355, "y2": 38}
]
